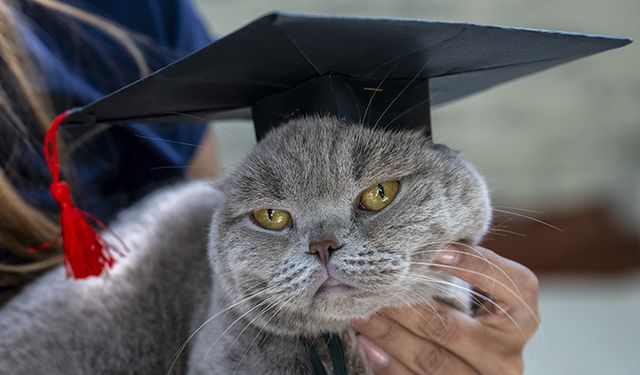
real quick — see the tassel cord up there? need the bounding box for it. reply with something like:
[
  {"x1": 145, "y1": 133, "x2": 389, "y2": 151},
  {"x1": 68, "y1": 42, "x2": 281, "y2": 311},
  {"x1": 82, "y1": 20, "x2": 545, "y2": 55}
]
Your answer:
[{"x1": 33, "y1": 110, "x2": 117, "y2": 279}]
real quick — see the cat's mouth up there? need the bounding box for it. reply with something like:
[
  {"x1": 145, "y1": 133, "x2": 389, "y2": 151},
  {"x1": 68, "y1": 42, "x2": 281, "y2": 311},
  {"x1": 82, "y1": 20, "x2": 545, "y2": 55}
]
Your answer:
[{"x1": 314, "y1": 277, "x2": 357, "y2": 298}]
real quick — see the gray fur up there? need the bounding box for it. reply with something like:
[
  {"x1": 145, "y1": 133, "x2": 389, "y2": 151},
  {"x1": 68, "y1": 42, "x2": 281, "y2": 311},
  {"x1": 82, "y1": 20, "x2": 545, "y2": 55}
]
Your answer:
[{"x1": 0, "y1": 116, "x2": 491, "y2": 374}]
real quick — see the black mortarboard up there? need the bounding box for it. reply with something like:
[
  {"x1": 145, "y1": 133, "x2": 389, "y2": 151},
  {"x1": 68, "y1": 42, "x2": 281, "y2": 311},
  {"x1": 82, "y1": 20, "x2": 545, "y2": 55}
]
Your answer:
[
  {"x1": 43, "y1": 12, "x2": 630, "y2": 279},
  {"x1": 62, "y1": 12, "x2": 631, "y2": 140}
]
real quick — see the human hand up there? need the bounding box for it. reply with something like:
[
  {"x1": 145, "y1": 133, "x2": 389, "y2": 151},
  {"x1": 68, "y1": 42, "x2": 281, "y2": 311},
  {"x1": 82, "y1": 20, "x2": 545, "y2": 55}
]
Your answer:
[{"x1": 351, "y1": 245, "x2": 540, "y2": 374}]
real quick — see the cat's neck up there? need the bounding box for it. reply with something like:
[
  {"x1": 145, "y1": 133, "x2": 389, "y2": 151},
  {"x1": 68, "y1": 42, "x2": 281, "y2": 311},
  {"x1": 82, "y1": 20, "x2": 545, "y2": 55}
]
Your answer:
[{"x1": 187, "y1": 278, "x2": 304, "y2": 374}]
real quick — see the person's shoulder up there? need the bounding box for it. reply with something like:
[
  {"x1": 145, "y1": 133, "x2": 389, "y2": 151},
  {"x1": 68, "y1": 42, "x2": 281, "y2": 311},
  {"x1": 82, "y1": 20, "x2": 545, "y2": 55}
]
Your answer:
[{"x1": 76, "y1": 0, "x2": 213, "y2": 49}]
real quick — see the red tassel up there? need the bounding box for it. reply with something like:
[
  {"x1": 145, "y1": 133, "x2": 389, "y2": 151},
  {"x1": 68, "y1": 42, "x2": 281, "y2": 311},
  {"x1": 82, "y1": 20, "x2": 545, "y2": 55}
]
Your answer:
[
  {"x1": 50, "y1": 181, "x2": 115, "y2": 278},
  {"x1": 35, "y1": 111, "x2": 116, "y2": 279}
]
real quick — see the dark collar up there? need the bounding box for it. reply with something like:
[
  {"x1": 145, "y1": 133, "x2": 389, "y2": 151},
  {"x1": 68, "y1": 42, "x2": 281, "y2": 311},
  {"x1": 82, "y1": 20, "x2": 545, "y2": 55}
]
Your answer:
[
  {"x1": 255, "y1": 332, "x2": 348, "y2": 374},
  {"x1": 301, "y1": 334, "x2": 348, "y2": 375}
]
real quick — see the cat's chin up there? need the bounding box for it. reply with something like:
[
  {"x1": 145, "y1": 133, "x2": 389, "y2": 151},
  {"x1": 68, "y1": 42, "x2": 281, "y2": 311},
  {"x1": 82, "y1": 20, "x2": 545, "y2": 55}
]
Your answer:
[{"x1": 252, "y1": 296, "x2": 384, "y2": 337}]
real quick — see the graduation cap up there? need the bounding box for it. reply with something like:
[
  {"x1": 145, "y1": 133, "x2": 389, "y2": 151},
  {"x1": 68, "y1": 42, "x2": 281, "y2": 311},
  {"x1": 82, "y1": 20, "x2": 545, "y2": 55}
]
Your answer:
[
  {"x1": 41, "y1": 12, "x2": 630, "y2": 279},
  {"x1": 62, "y1": 12, "x2": 631, "y2": 140}
]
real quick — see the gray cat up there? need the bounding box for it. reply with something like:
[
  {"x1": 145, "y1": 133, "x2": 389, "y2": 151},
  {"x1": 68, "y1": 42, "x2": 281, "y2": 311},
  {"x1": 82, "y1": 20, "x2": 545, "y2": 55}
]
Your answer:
[{"x1": 0, "y1": 116, "x2": 491, "y2": 374}]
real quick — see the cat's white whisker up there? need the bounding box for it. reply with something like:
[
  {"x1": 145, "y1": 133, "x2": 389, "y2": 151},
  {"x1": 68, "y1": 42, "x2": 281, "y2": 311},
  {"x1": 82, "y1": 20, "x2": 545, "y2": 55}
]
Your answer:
[
  {"x1": 371, "y1": 58, "x2": 431, "y2": 131},
  {"x1": 393, "y1": 284, "x2": 448, "y2": 325},
  {"x1": 401, "y1": 274, "x2": 503, "y2": 322},
  {"x1": 405, "y1": 275, "x2": 511, "y2": 336},
  {"x1": 133, "y1": 134, "x2": 203, "y2": 149},
  {"x1": 165, "y1": 111, "x2": 210, "y2": 122},
  {"x1": 225, "y1": 293, "x2": 289, "y2": 355},
  {"x1": 232, "y1": 293, "x2": 299, "y2": 375},
  {"x1": 492, "y1": 205, "x2": 544, "y2": 214},
  {"x1": 194, "y1": 295, "x2": 278, "y2": 375},
  {"x1": 409, "y1": 246, "x2": 523, "y2": 298},
  {"x1": 492, "y1": 208, "x2": 563, "y2": 232},
  {"x1": 449, "y1": 241, "x2": 527, "y2": 299},
  {"x1": 361, "y1": 63, "x2": 397, "y2": 127},
  {"x1": 412, "y1": 240, "x2": 525, "y2": 300},
  {"x1": 487, "y1": 228, "x2": 527, "y2": 237},
  {"x1": 409, "y1": 261, "x2": 540, "y2": 326},
  {"x1": 405, "y1": 274, "x2": 528, "y2": 338},
  {"x1": 165, "y1": 285, "x2": 276, "y2": 375}
]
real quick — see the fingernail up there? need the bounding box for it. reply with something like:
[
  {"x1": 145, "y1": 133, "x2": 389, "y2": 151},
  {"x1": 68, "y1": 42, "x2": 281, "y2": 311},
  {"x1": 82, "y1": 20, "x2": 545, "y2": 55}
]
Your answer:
[
  {"x1": 357, "y1": 335, "x2": 390, "y2": 368},
  {"x1": 435, "y1": 247, "x2": 461, "y2": 265},
  {"x1": 351, "y1": 316, "x2": 369, "y2": 327}
]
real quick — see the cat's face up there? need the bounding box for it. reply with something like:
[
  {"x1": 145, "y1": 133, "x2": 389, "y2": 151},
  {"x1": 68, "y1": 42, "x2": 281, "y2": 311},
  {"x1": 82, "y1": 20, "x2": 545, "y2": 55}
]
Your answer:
[{"x1": 209, "y1": 116, "x2": 490, "y2": 335}]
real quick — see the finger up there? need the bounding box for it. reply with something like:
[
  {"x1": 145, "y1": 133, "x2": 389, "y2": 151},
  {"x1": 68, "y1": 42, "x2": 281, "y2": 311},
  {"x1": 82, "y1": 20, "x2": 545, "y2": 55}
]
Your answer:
[
  {"x1": 434, "y1": 245, "x2": 540, "y2": 324},
  {"x1": 381, "y1": 303, "x2": 483, "y2": 363},
  {"x1": 353, "y1": 314, "x2": 479, "y2": 375},
  {"x1": 357, "y1": 335, "x2": 413, "y2": 375}
]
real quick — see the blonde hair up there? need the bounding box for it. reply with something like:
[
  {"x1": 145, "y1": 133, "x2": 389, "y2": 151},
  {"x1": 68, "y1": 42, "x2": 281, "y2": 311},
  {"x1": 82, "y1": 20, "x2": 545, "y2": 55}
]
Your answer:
[{"x1": 0, "y1": 0, "x2": 147, "y2": 291}]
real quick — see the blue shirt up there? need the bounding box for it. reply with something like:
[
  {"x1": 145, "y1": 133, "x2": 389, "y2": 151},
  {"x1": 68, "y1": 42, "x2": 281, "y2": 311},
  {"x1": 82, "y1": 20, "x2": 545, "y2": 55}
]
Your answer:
[{"x1": 8, "y1": 0, "x2": 213, "y2": 222}]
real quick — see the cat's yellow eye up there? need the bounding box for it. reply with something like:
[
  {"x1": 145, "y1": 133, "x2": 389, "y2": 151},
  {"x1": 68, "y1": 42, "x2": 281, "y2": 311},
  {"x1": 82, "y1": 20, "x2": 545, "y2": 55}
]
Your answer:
[
  {"x1": 252, "y1": 208, "x2": 292, "y2": 230},
  {"x1": 359, "y1": 180, "x2": 400, "y2": 212}
]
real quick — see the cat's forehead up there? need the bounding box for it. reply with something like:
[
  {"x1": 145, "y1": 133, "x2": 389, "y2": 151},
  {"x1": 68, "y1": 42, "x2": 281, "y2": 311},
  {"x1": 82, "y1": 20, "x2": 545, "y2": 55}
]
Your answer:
[{"x1": 225, "y1": 116, "x2": 438, "y2": 208}]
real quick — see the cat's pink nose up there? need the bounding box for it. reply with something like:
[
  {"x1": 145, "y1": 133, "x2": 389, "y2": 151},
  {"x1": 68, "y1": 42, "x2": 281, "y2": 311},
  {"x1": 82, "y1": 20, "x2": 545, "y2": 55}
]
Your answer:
[{"x1": 308, "y1": 239, "x2": 342, "y2": 267}]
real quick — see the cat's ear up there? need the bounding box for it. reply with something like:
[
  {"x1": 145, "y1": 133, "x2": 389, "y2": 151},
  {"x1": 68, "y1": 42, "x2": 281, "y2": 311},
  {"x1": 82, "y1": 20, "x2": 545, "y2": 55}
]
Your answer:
[
  {"x1": 414, "y1": 126, "x2": 460, "y2": 157},
  {"x1": 427, "y1": 142, "x2": 462, "y2": 158}
]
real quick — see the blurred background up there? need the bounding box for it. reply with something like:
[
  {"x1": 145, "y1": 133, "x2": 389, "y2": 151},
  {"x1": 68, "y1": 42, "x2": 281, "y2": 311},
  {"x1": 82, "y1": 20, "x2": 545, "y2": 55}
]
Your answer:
[{"x1": 193, "y1": 1, "x2": 639, "y2": 374}]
